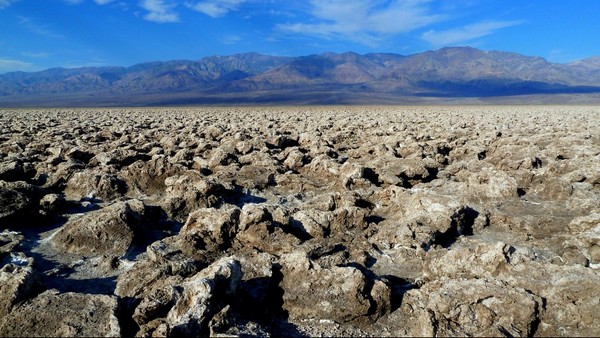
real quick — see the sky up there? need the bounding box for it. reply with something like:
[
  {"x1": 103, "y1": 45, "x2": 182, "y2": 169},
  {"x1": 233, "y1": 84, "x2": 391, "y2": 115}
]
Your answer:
[{"x1": 1, "y1": 0, "x2": 600, "y2": 73}]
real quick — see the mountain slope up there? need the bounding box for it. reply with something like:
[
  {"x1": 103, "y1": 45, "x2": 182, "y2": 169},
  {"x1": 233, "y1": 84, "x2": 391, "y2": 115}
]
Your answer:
[
  {"x1": 0, "y1": 53, "x2": 291, "y2": 97},
  {"x1": 2, "y1": 47, "x2": 600, "y2": 106}
]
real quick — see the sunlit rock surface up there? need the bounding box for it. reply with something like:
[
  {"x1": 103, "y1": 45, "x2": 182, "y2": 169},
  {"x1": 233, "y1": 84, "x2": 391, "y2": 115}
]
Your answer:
[{"x1": 0, "y1": 106, "x2": 599, "y2": 336}]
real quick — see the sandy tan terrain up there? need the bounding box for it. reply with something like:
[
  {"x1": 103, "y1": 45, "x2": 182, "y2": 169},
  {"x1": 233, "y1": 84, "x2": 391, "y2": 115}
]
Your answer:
[{"x1": 0, "y1": 105, "x2": 599, "y2": 336}]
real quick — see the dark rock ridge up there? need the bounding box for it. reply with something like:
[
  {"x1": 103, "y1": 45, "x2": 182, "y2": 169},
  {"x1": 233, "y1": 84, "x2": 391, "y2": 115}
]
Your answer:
[{"x1": 3, "y1": 47, "x2": 600, "y2": 106}]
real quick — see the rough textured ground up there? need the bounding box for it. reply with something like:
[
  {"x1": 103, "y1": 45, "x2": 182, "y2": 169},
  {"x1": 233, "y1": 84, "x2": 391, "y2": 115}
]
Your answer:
[{"x1": 0, "y1": 105, "x2": 599, "y2": 337}]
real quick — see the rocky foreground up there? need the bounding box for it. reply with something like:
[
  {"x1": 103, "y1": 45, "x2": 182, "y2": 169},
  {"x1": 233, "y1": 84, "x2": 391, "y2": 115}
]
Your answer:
[{"x1": 0, "y1": 106, "x2": 599, "y2": 337}]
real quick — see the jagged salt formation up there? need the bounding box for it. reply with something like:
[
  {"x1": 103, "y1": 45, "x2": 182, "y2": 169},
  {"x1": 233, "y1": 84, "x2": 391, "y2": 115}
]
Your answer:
[{"x1": 0, "y1": 106, "x2": 598, "y2": 336}]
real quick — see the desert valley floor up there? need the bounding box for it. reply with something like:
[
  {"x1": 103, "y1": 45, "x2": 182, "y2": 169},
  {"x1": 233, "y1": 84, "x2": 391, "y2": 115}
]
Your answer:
[{"x1": 0, "y1": 105, "x2": 599, "y2": 336}]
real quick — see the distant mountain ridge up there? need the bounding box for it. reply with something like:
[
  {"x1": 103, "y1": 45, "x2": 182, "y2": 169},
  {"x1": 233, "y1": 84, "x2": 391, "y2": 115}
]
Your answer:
[{"x1": 3, "y1": 47, "x2": 600, "y2": 106}]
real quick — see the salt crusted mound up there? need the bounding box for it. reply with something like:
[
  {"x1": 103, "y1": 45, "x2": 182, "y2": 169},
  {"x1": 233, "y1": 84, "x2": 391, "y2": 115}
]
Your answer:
[{"x1": 0, "y1": 106, "x2": 599, "y2": 337}]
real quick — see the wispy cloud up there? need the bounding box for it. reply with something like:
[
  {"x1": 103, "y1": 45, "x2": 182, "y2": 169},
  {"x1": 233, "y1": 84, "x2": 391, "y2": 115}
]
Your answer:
[
  {"x1": 222, "y1": 34, "x2": 241, "y2": 44},
  {"x1": 422, "y1": 20, "x2": 523, "y2": 47},
  {"x1": 63, "y1": 0, "x2": 115, "y2": 5},
  {"x1": 140, "y1": 0, "x2": 179, "y2": 23},
  {"x1": 547, "y1": 48, "x2": 576, "y2": 63},
  {"x1": 64, "y1": 60, "x2": 110, "y2": 68},
  {"x1": 186, "y1": 0, "x2": 246, "y2": 18},
  {"x1": 21, "y1": 51, "x2": 51, "y2": 58},
  {"x1": 17, "y1": 16, "x2": 63, "y2": 39},
  {"x1": 0, "y1": 58, "x2": 37, "y2": 73},
  {"x1": 277, "y1": 0, "x2": 445, "y2": 45},
  {"x1": 0, "y1": 0, "x2": 19, "y2": 9}
]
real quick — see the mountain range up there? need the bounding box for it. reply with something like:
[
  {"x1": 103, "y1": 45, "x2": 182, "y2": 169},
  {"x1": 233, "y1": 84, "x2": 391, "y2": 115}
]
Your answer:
[{"x1": 3, "y1": 46, "x2": 600, "y2": 106}]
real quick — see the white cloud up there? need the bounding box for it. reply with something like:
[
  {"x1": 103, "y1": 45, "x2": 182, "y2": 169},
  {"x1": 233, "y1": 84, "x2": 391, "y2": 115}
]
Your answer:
[
  {"x1": 186, "y1": 0, "x2": 246, "y2": 18},
  {"x1": 422, "y1": 20, "x2": 523, "y2": 47},
  {"x1": 140, "y1": 0, "x2": 179, "y2": 23},
  {"x1": 95, "y1": 0, "x2": 115, "y2": 4},
  {"x1": 0, "y1": 0, "x2": 19, "y2": 9},
  {"x1": 277, "y1": 0, "x2": 445, "y2": 45},
  {"x1": 0, "y1": 58, "x2": 37, "y2": 73}
]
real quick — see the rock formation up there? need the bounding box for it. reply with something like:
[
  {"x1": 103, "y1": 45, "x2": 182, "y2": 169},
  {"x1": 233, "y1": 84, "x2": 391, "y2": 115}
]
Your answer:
[{"x1": 0, "y1": 106, "x2": 598, "y2": 336}]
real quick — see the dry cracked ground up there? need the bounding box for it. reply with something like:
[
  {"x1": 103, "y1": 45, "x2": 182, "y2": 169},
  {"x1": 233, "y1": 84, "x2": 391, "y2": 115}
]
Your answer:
[{"x1": 0, "y1": 105, "x2": 599, "y2": 337}]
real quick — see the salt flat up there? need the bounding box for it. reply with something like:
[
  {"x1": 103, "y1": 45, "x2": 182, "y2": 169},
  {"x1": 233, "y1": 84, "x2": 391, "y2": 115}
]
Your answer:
[{"x1": 0, "y1": 106, "x2": 599, "y2": 336}]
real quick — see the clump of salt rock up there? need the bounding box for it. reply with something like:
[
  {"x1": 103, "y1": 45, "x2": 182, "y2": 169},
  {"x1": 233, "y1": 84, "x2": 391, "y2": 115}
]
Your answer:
[{"x1": 0, "y1": 106, "x2": 599, "y2": 336}]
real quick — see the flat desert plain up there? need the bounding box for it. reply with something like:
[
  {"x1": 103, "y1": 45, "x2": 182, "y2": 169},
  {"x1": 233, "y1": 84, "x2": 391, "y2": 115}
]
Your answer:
[{"x1": 0, "y1": 105, "x2": 599, "y2": 337}]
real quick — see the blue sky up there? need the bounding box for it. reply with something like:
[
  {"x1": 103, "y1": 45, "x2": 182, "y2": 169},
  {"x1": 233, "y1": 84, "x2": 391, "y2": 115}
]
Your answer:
[{"x1": 1, "y1": 0, "x2": 599, "y2": 73}]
